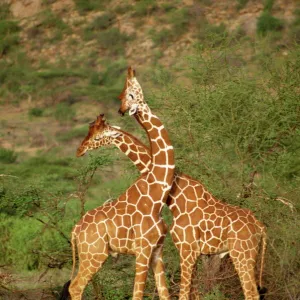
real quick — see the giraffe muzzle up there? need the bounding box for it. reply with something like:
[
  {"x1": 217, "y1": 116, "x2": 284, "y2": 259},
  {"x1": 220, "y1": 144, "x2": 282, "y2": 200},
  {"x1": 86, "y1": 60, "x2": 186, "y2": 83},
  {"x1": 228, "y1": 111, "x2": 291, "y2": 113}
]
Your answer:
[{"x1": 118, "y1": 108, "x2": 125, "y2": 116}]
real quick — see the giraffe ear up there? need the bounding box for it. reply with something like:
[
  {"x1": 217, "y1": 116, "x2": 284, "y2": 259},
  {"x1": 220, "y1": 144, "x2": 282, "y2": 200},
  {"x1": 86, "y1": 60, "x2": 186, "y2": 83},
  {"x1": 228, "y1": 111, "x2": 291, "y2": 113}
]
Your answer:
[
  {"x1": 111, "y1": 125, "x2": 121, "y2": 130},
  {"x1": 129, "y1": 103, "x2": 139, "y2": 116},
  {"x1": 104, "y1": 130, "x2": 121, "y2": 138}
]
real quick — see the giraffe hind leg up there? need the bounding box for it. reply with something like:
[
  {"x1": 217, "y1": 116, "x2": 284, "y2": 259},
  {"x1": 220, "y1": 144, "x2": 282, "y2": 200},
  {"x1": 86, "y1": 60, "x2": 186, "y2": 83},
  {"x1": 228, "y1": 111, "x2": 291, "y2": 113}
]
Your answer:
[
  {"x1": 189, "y1": 262, "x2": 200, "y2": 300},
  {"x1": 230, "y1": 249, "x2": 259, "y2": 300},
  {"x1": 69, "y1": 252, "x2": 108, "y2": 300}
]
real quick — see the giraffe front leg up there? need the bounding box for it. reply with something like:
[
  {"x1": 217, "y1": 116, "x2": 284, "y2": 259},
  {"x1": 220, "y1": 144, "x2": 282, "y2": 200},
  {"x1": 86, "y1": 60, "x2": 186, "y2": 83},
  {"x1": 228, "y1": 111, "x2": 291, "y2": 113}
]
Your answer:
[
  {"x1": 132, "y1": 251, "x2": 151, "y2": 300},
  {"x1": 179, "y1": 248, "x2": 199, "y2": 300},
  {"x1": 150, "y1": 245, "x2": 170, "y2": 300}
]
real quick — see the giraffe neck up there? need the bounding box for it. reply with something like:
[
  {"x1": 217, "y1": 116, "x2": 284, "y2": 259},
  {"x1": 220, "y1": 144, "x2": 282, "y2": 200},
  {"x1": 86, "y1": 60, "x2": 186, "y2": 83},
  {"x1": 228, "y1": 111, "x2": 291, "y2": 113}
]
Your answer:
[
  {"x1": 114, "y1": 130, "x2": 151, "y2": 175},
  {"x1": 134, "y1": 105, "x2": 175, "y2": 188}
]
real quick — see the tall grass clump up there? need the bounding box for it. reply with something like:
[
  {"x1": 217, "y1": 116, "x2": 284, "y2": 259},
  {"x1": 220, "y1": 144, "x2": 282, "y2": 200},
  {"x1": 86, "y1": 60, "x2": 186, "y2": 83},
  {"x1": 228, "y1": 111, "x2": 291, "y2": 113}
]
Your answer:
[
  {"x1": 83, "y1": 12, "x2": 116, "y2": 41},
  {"x1": 54, "y1": 102, "x2": 76, "y2": 123},
  {"x1": 257, "y1": 11, "x2": 284, "y2": 36},
  {"x1": 132, "y1": 0, "x2": 158, "y2": 17},
  {"x1": 289, "y1": 8, "x2": 300, "y2": 42},
  {"x1": 74, "y1": 0, "x2": 108, "y2": 14},
  {"x1": 97, "y1": 27, "x2": 133, "y2": 55},
  {"x1": 0, "y1": 148, "x2": 17, "y2": 163},
  {"x1": 0, "y1": 19, "x2": 20, "y2": 55},
  {"x1": 0, "y1": 3, "x2": 11, "y2": 19}
]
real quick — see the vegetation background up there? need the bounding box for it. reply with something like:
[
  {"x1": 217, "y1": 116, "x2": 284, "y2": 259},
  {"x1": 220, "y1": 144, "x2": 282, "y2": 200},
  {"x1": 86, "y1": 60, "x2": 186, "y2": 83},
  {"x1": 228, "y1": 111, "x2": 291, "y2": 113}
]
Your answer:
[{"x1": 0, "y1": 0, "x2": 299, "y2": 299}]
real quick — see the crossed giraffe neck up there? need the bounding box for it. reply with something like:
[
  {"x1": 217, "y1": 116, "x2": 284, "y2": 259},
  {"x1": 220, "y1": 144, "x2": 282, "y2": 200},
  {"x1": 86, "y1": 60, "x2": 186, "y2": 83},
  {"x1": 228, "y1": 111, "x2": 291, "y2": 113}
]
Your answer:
[
  {"x1": 116, "y1": 68, "x2": 266, "y2": 300},
  {"x1": 66, "y1": 102, "x2": 175, "y2": 299},
  {"x1": 82, "y1": 122, "x2": 267, "y2": 300}
]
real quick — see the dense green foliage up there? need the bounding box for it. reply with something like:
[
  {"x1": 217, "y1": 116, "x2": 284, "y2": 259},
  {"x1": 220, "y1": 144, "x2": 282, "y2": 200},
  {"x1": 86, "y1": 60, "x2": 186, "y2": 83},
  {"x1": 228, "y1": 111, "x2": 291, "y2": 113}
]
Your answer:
[
  {"x1": 148, "y1": 38, "x2": 300, "y2": 299},
  {"x1": 257, "y1": 11, "x2": 284, "y2": 35}
]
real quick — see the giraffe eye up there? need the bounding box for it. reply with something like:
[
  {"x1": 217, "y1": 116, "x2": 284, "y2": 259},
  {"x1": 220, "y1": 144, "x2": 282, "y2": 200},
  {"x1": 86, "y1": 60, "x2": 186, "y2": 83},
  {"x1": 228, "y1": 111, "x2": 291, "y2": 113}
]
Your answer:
[{"x1": 129, "y1": 94, "x2": 134, "y2": 100}]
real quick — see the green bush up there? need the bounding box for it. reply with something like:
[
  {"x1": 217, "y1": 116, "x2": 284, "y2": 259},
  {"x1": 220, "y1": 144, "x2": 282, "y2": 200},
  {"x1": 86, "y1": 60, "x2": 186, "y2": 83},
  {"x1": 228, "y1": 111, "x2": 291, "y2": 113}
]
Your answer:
[
  {"x1": 263, "y1": 0, "x2": 275, "y2": 12},
  {"x1": 57, "y1": 126, "x2": 88, "y2": 142},
  {"x1": 0, "y1": 148, "x2": 17, "y2": 164},
  {"x1": 28, "y1": 107, "x2": 44, "y2": 117},
  {"x1": 149, "y1": 41, "x2": 300, "y2": 299},
  {"x1": 83, "y1": 12, "x2": 116, "y2": 41},
  {"x1": 74, "y1": 0, "x2": 106, "y2": 14},
  {"x1": 0, "y1": 20, "x2": 20, "y2": 55},
  {"x1": 236, "y1": 0, "x2": 248, "y2": 10},
  {"x1": 132, "y1": 0, "x2": 158, "y2": 17},
  {"x1": 289, "y1": 8, "x2": 300, "y2": 42},
  {"x1": 161, "y1": 3, "x2": 176, "y2": 13},
  {"x1": 196, "y1": 22, "x2": 228, "y2": 47},
  {"x1": 0, "y1": 3, "x2": 11, "y2": 19},
  {"x1": 98, "y1": 27, "x2": 132, "y2": 55},
  {"x1": 150, "y1": 28, "x2": 174, "y2": 47},
  {"x1": 168, "y1": 7, "x2": 191, "y2": 35},
  {"x1": 114, "y1": 3, "x2": 132, "y2": 14},
  {"x1": 88, "y1": 12, "x2": 115, "y2": 30},
  {"x1": 54, "y1": 102, "x2": 76, "y2": 123},
  {"x1": 257, "y1": 11, "x2": 284, "y2": 36},
  {"x1": 40, "y1": 10, "x2": 69, "y2": 31}
]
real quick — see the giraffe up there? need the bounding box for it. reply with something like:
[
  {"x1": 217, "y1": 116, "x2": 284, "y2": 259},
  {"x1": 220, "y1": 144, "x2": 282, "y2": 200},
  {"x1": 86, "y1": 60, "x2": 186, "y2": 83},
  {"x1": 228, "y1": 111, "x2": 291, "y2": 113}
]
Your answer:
[
  {"x1": 61, "y1": 78, "x2": 175, "y2": 299},
  {"x1": 108, "y1": 67, "x2": 266, "y2": 300}
]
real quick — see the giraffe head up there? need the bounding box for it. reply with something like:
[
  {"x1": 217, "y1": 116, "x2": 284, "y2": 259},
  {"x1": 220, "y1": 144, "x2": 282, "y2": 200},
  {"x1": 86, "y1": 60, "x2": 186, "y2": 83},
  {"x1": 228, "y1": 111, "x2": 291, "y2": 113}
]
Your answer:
[
  {"x1": 76, "y1": 114, "x2": 122, "y2": 157},
  {"x1": 118, "y1": 66, "x2": 145, "y2": 116}
]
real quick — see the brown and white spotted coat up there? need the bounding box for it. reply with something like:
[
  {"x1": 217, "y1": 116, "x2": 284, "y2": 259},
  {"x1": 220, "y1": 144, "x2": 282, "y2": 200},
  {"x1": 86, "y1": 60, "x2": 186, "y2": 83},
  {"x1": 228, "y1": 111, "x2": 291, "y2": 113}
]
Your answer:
[{"x1": 67, "y1": 69, "x2": 175, "y2": 300}]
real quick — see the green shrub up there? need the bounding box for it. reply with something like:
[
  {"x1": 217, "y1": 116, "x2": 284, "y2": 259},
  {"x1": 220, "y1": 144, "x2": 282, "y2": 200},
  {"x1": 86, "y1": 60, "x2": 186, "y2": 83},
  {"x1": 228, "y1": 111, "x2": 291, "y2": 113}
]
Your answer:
[
  {"x1": 204, "y1": 286, "x2": 227, "y2": 300},
  {"x1": 263, "y1": 0, "x2": 275, "y2": 12},
  {"x1": 236, "y1": 0, "x2": 248, "y2": 10},
  {"x1": 132, "y1": 0, "x2": 158, "y2": 17},
  {"x1": 28, "y1": 107, "x2": 44, "y2": 117},
  {"x1": 0, "y1": 53, "x2": 39, "y2": 99},
  {"x1": 289, "y1": 8, "x2": 300, "y2": 42},
  {"x1": 168, "y1": 7, "x2": 191, "y2": 35},
  {"x1": 114, "y1": 3, "x2": 132, "y2": 14},
  {"x1": 98, "y1": 28, "x2": 132, "y2": 55},
  {"x1": 40, "y1": 10, "x2": 70, "y2": 31},
  {"x1": 161, "y1": 3, "x2": 176, "y2": 12},
  {"x1": 83, "y1": 12, "x2": 116, "y2": 41},
  {"x1": 74, "y1": 0, "x2": 106, "y2": 14},
  {"x1": 36, "y1": 68, "x2": 87, "y2": 79},
  {"x1": 257, "y1": 11, "x2": 284, "y2": 36},
  {"x1": 57, "y1": 126, "x2": 88, "y2": 142},
  {"x1": 0, "y1": 3, "x2": 11, "y2": 19},
  {"x1": 88, "y1": 12, "x2": 115, "y2": 30},
  {"x1": 150, "y1": 28, "x2": 174, "y2": 46},
  {"x1": 98, "y1": 59, "x2": 127, "y2": 87},
  {"x1": 0, "y1": 20, "x2": 20, "y2": 55},
  {"x1": 0, "y1": 148, "x2": 17, "y2": 164},
  {"x1": 54, "y1": 103, "x2": 76, "y2": 123},
  {"x1": 196, "y1": 22, "x2": 228, "y2": 47}
]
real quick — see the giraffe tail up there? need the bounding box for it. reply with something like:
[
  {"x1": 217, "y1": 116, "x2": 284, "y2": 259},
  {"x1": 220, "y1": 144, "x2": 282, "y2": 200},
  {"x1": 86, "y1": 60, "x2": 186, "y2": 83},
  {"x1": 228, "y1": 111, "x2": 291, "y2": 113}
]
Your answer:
[
  {"x1": 257, "y1": 227, "x2": 267, "y2": 299},
  {"x1": 59, "y1": 230, "x2": 77, "y2": 299}
]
